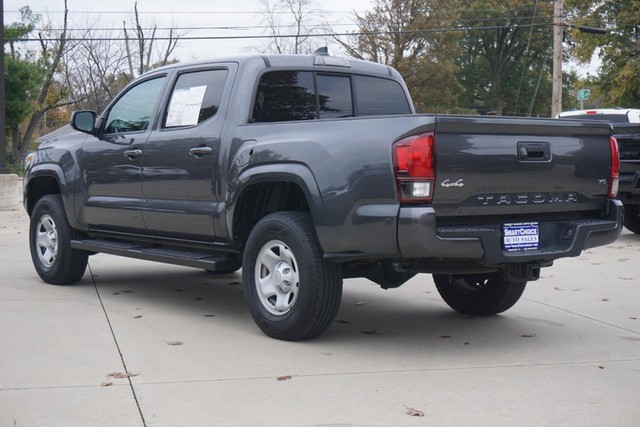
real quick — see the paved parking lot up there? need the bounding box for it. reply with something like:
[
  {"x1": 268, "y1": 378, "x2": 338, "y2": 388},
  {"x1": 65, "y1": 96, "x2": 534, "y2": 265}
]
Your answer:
[{"x1": 1, "y1": 205, "x2": 639, "y2": 427}]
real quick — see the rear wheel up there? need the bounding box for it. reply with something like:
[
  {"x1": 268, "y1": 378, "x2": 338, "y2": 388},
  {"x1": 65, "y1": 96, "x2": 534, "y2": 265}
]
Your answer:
[
  {"x1": 29, "y1": 195, "x2": 88, "y2": 285},
  {"x1": 623, "y1": 204, "x2": 640, "y2": 234},
  {"x1": 242, "y1": 212, "x2": 342, "y2": 341},
  {"x1": 433, "y1": 272, "x2": 526, "y2": 316}
]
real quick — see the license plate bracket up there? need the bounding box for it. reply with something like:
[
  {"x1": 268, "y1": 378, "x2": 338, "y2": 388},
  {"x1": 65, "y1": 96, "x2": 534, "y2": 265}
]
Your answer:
[{"x1": 503, "y1": 222, "x2": 539, "y2": 252}]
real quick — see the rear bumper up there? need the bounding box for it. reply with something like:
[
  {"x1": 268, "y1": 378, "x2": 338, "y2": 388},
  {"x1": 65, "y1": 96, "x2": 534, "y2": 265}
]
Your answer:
[{"x1": 397, "y1": 200, "x2": 623, "y2": 265}]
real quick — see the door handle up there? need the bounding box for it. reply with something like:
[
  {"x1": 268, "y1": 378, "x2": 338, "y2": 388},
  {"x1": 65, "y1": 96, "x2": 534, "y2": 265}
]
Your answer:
[
  {"x1": 124, "y1": 149, "x2": 142, "y2": 160},
  {"x1": 189, "y1": 146, "x2": 213, "y2": 158}
]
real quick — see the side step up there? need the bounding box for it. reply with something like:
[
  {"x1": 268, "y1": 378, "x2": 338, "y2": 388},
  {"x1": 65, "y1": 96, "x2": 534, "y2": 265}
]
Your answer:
[{"x1": 70, "y1": 239, "x2": 236, "y2": 271}]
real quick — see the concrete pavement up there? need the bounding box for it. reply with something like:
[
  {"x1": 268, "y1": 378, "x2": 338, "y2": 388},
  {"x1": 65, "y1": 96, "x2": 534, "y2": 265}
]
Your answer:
[{"x1": 1, "y1": 204, "x2": 639, "y2": 427}]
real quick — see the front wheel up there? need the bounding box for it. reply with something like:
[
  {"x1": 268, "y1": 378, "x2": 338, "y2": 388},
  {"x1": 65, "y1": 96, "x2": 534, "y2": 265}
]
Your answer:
[
  {"x1": 29, "y1": 195, "x2": 88, "y2": 285},
  {"x1": 433, "y1": 272, "x2": 526, "y2": 316},
  {"x1": 242, "y1": 212, "x2": 342, "y2": 341},
  {"x1": 623, "y1": 204, "x2": 640, "y2": 234}
]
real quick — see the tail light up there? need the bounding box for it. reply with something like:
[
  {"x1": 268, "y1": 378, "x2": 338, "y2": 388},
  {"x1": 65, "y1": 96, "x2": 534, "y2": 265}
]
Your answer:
[
  {"x1": 392, "y1": 132, "x2": 436, "y2": 203},
  {"x1": 608, "y1": 136, "x2": 619, "y2": 198}
]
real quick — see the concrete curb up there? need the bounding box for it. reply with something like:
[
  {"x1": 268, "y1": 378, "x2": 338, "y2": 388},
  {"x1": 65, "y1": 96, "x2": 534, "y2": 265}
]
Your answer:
[{"x1": 0, "y1": 174, "x2": 20, "y2": 211}]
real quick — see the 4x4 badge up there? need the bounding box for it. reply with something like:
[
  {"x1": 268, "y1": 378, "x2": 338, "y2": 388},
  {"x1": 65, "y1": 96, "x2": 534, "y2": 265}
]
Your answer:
[{"x1": 441, "y1": 179, "x2": 464, "y2": 188}]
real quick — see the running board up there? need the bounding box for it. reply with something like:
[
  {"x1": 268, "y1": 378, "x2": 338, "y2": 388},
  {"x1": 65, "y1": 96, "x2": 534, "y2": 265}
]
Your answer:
[{"x1": 70, "y1": 239, "x2": 236, "y2": 271}]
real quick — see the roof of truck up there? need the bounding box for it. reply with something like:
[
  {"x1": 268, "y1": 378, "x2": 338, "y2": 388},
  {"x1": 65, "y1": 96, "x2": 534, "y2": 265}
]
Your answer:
[{"x1": 150, "y1": 52, "x2": 395, "y2": 78}]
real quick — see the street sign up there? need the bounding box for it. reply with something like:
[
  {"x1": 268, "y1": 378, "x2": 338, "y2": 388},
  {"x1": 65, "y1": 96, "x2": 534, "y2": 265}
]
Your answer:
[{"x1": 577, "y1": 89, "x2": 590, "y2": 101}]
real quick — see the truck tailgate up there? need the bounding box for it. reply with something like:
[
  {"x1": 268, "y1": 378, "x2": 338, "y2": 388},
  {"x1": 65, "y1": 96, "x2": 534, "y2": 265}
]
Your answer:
[{"x1": 431, "y1": 115, "x2": 614, "y2": 219}]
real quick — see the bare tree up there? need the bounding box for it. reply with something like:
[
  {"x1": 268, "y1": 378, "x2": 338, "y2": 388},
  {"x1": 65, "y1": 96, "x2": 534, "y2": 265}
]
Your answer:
[
  {"x1": 259, "y1": 0, "x2": 322, "y2": 54},
  {"x1": 16, "y1": 0, "x2": 86, "y2": 157},
  {"x1": 64, "y1": 21, "x2": 130, "y2": 113},
  {"x1": 122, "y1": 2, "x2": 184, "y2": 79}
]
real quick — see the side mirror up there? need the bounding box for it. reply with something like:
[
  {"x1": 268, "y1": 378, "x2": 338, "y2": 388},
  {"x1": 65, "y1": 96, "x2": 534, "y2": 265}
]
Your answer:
[{"x1": 70, "y1": 111, "x2": 97, "y2": 134}]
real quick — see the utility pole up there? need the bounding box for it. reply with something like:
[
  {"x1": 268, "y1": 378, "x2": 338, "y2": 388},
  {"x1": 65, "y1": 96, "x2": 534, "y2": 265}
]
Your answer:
[
  {"x1": 551, "y1": 0, "x2": 563, "y2": 118},
  {"x1": 1, "y1": 0, "x2": 8, "y2": 172}
]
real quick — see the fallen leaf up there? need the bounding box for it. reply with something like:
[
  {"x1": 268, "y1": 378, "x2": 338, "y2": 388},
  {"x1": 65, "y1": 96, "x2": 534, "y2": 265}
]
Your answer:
[
  {"x1": 464, "y1": 342, "x2": 470, "y2": 345},
  {"x1": 601, "y1": 298, "x2": 609, "y2": 302},
  {"x1": 554, "y1": 287, "x2": 563, "y2": 291},
  {"x1": 107, "y1": 372, "x2": 139, "y2": 379},
  {"x1": 355, "y1": 302, "x2": 365, "y2": 306},
  {"x1": 133, "y1": 315, "x2": 143, "y2": 319},
  {"x1": 277, "y1": 375, "x2": 292, "y2": 381},
  {"x1": 521, "y1": 334, "x2": 537, "y2": 338},
  {"x1": 629, "y1": 317, "x2": 637, "y2": 320},
  {"x1": 440, "y1": 335, "x2": 451, "y2": 339},
  {"x1": 166, "y1": 341, "x2": 184, "y2": 346},
  {"x1": 100, "y1": 381, "x2": 113, "y2": 387},
  {"x1": 362, "y1": 329, "x2": 378, "y2": 335},
  {"x1": 403, "y1": 405, "x2": 425, "y2": 417},
  {"x1": 203, "y1": 314, "x2": 215, "y2": 318},
  {"x1": 598, "y1": 366, "x2": 605, "y2": 370},
  {"x1": 194, "y1": 297, "x2": 202, "y2": 301}
]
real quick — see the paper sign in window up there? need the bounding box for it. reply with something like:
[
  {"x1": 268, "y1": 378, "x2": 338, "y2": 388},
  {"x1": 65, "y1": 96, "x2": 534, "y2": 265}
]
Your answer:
[{"x1": 166, "y1": 85, "x2": 207, "y2": 127}]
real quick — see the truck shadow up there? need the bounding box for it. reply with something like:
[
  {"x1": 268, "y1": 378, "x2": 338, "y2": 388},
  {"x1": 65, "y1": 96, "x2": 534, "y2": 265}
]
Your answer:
[{"x1": 84, "y1": 259, "x2": 569, "y2": 353}]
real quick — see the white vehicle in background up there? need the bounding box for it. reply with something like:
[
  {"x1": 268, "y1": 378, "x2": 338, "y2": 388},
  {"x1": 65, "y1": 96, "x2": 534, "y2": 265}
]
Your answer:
[{"x1": 558, "y1": 108, "x2": 640, "y2": 233}]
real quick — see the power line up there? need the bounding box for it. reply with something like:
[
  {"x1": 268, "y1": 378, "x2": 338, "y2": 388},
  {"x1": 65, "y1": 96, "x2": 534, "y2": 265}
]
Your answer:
[
  {"x1": 7, "y1": 23, "x2": 555, "y2": 42},
  {"x1": 32, "y1": 15, "x2": 554, "y2": 32},
  {"x1": 5, "y1": 9, "x2": 365, "y2": 15}
]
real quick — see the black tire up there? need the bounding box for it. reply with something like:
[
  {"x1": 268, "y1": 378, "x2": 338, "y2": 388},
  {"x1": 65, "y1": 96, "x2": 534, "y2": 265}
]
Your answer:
[
  {"x1": 29, "y1": 195, "x2": 88, "y2": 285},
  {"x1": 433, "y1": 272, "x2": 526, "y2": 316},
  {"x1": 623, "y1": 204, "x2": 640, "y2": 234},
  {"x1": 242, "y1": 212, "x2": 342, "y2": 341}
]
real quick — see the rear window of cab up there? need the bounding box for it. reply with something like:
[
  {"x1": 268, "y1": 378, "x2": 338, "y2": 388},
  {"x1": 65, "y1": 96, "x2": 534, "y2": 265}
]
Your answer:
[{"x1": 252, "y1": 70, "x2": 411, "y2": 123}]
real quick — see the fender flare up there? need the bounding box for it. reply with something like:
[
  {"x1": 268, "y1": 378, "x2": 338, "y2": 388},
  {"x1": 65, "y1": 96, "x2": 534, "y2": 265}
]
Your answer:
[
  {"x1": 24, "y1": 164, "x2": 80, "y2": 230},
  {"x1": 225, "y1": 162, "x2": 325, "y2": 243}
]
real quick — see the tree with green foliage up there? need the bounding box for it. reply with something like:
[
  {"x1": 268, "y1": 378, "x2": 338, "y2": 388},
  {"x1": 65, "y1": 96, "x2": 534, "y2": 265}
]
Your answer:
[
  {"x1": 454, "y1": 0, "x2": 557, "y2": 115},
  {"x1": 335, "y1": 0, "x2": 464, "y2": 113},
  {"x1": 566, "y1": 0, "x2": 640, "y2": 107},
  {"x1": 2, "y1": 6, "x2": 44, "y2": 169}
]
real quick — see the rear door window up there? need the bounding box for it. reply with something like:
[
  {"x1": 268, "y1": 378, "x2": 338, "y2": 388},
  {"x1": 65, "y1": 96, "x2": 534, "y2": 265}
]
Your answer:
[
  {"x1": 253, "y1": 71, "x2": 316, "y2": 122},
  {"x1": 164, "y1": 69, "x2": 228, "y2": 128}
]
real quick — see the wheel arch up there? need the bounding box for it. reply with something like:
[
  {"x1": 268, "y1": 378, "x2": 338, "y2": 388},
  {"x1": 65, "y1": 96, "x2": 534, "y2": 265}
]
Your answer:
[
  {"x1": 228, "y1": 163, "x2": 324, "y2": 251},
  {"x1": 25, "y1": 166, "x2": 66, "y2": 215}
]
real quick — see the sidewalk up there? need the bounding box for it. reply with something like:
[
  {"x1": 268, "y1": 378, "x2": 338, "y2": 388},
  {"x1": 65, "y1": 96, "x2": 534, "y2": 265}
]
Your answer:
[{"x1": 1, "y1": 206, "x2": 639, "y2": 426}]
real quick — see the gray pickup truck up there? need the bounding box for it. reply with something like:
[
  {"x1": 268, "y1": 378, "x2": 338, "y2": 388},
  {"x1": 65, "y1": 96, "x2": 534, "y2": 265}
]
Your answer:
[
  {"x1": 558, "y1": 108, "x2": 640, "y2": 233},
  {"x1": 24, "y1": 52, "x2": 623, "y2": 340}
]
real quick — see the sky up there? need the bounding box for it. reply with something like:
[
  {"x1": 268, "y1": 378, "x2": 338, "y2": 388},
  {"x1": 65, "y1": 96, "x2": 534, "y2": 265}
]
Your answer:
[
  {"x1": 4, "y1": 0, "x2": 600, "y2": 78},
  {"x1": 4, "y1": 0, "x2": 375, "y2": 61}
]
